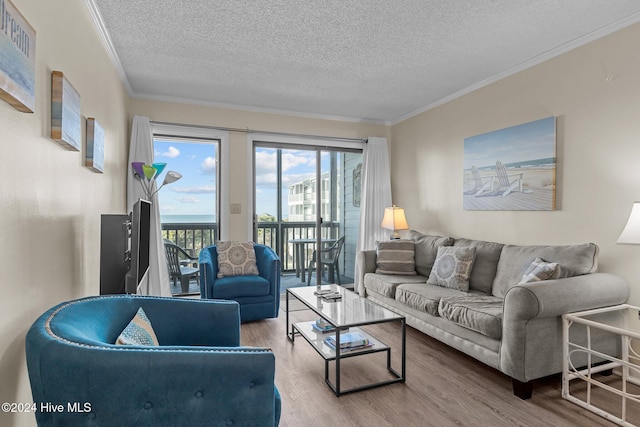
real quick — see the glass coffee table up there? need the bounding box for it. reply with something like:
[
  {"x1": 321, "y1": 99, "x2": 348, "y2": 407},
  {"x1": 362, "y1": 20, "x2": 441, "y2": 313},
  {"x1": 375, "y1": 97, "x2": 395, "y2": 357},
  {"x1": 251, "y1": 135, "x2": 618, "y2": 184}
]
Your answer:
[{"x1": 286, "y1": 284, "x2": 406, "y2": 396}]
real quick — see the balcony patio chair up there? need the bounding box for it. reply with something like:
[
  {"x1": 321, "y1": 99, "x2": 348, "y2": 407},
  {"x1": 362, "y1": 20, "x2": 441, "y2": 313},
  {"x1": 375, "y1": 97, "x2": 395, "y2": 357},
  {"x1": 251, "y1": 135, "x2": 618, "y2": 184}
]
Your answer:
[
  {"x1": 164, "y1": 241, "x2": 199, "y2": 293},
  {"x1": 199, "y1": 242, "x2": 281, "y2": 322},
  {"x1": 307, "y1": 236, "x2": 345, "y2": 286},
  {"x1": 26, "y1": 295, "x2": 281, "y2": 426}
]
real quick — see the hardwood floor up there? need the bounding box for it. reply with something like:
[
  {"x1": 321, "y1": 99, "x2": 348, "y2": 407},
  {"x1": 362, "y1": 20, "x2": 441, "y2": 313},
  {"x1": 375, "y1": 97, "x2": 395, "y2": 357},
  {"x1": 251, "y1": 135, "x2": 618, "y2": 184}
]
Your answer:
[{"x1": 242, "y1": 310, "x2": 638, "y2": 427}]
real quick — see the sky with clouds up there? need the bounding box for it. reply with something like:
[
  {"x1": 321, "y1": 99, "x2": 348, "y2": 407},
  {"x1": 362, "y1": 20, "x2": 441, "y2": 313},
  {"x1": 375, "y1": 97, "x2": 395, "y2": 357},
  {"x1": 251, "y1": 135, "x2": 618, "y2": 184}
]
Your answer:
[
  {"x1": 154, "y1": 140, "x2": 217, "y2": 217},
  {"x1": 153, "y1": 141, "x2": 329, "y2": 219},
  {"x1": 463, "y1": 116, "x2": 556, "y2": 171}
]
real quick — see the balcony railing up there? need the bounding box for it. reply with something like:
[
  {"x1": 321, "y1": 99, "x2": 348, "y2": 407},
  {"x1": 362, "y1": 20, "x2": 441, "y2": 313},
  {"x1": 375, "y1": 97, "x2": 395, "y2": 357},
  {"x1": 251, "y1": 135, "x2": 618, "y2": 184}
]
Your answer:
[{"x1": 161, "y1": 221, "x2": 339, "y2": 273}]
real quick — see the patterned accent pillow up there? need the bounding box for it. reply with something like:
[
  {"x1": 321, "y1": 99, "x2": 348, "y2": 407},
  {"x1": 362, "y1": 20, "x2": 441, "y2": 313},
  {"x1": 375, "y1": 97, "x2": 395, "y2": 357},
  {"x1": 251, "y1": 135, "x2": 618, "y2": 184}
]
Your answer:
[
  {"x1": 519, "y1": 257, "x2": 560, "y2": 284},
  {"x1": 217, "y1": 241, "x2": 260, "y2": 278},
  {"x1": 427, "y1": 246, "x2": 476, "y2": 292},
  {"x1": 116, "y1": 307, "x2": 159, "y2": 346},
  {"x1": 375, "y1": 240, "x2": 417, "y2": 275}
]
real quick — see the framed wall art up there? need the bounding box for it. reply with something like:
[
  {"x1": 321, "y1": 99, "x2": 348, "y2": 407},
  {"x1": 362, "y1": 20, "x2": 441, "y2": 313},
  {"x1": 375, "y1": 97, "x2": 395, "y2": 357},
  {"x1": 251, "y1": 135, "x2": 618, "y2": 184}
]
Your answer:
[
  {"x1": 51, "y1": 71, "x2": 81, "y2": 150},
  {"x1": 353, "y1": 162, "x2": 361, "y2": 207},
  {"x1": 0, "y1": 0, "x2": 36, "y2": 113},
  {"x1": 86, "y1": 117, "x2": 105, "y2": 173},
  {"x1": 463, "y1": 116, "x2": 556, "y2": 211}
]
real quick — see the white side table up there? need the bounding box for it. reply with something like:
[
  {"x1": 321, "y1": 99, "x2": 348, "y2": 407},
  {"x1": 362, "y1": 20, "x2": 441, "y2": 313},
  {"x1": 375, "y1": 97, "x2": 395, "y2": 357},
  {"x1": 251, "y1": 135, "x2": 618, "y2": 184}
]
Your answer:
[{"x1": 563, "y1": 304, "x2": 640, "y2": 426}]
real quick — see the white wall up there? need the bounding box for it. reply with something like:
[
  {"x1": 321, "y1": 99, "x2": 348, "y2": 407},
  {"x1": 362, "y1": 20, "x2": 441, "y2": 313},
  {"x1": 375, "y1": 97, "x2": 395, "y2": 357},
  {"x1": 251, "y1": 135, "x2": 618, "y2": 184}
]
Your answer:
[
  {"x1": 390, "y1": 23, "x2": 640, "y2": 305},
  {"x1": 0, "y1": 1, "x2": 129, "y2": 426}
]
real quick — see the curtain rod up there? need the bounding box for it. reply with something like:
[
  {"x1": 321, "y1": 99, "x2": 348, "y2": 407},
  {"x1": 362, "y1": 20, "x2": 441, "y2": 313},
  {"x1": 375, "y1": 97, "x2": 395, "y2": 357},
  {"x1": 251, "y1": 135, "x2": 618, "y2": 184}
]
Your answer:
[{"x1": 150, "y1": 120, "x2": 368, "y2": 144}]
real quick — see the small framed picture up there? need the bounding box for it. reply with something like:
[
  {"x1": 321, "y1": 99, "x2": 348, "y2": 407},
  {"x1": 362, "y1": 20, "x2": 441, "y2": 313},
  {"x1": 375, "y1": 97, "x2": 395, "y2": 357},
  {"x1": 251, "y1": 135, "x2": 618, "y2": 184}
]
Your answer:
[
  {"x1": 86, "y1": 117, "x2": 105, "y2": 173},
  {"x1": 51, "y1": 71, "x2": 81, "y2": 150}
]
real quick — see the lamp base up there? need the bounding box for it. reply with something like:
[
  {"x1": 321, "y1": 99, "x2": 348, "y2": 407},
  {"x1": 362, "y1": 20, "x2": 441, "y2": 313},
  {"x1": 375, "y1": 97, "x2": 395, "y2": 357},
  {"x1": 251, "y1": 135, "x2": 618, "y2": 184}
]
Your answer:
[{"x1": 390, "y1": 231, "x2": 401, "y2": 240}]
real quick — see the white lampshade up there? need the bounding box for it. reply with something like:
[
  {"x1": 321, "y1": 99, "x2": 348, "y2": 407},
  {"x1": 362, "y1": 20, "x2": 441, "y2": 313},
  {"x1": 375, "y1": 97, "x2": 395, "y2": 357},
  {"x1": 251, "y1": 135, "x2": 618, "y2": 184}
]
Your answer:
[
  {"x1": 381, "y1": 205, "x2": 409, "y2": 239},
  {"x1": 617, "y1": 202, "x2": 640, "y2": 245}
]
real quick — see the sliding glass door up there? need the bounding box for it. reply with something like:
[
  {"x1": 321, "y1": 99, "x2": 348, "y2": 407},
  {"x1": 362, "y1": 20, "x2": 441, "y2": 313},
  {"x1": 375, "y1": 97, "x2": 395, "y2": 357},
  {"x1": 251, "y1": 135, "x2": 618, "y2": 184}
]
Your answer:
[{"x1": 253, "y1": 142, "x2": 362, "y2": 287}]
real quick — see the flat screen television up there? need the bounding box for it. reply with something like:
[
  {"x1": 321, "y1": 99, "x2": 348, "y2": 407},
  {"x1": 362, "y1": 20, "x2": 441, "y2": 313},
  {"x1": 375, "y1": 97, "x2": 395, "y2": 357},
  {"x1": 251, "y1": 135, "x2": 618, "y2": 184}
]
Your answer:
[
  {"x1": 100, "y1": 198, "x2": 151, "y2": 295},
  {"x1": 125, "y1": 198, "x2": 151, "y2": 294}
]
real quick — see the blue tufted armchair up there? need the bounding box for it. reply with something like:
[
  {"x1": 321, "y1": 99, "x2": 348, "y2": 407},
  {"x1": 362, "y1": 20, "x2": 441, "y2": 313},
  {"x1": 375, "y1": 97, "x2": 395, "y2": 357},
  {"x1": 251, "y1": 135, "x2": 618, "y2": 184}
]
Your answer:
[
  {"x1": 199, "y1": 243, "x2": 281, "y2": 322},
  {"x1": 26, "y1": 295, "x2": 281, "y2": 426}
]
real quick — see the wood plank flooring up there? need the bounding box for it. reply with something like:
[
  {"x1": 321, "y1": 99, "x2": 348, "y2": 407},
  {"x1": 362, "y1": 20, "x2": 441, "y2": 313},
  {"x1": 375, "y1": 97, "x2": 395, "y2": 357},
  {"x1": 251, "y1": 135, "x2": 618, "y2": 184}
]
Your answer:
[{"x1": 242, "y1": 310, "x2": 638, "y2": 427}]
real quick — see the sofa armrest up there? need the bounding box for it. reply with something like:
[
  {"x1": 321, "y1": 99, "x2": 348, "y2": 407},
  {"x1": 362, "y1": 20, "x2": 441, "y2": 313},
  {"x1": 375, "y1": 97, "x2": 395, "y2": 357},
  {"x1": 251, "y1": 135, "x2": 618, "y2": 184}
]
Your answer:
[
  {"x1": 504, "y1": 272, "x2": 629, "y2": 321},
  {"x1": 355, "y1": 250, "x2": 377, "y2": 295},
  {"x1": 500, "y1": 272, "x2": 628, "y2": 383}
]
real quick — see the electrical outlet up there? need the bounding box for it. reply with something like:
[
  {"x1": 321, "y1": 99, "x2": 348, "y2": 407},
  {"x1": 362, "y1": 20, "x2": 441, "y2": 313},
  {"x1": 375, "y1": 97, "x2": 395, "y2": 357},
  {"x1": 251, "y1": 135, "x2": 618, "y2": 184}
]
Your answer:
[{"x1": 230, "y1": 203, "x2": 241, "y2": 214}]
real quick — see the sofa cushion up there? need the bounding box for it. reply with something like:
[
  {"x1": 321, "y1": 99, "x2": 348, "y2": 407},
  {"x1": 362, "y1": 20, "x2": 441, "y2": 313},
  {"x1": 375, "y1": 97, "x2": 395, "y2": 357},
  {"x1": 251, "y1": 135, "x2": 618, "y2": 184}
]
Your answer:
[
  {"x1": 438, "y1": 295, "x2": 504, "y2": 339},
  {"x1": 406, "y1": 230, "x2": 454, "y2": 276},
  {"x1": 364, "y1": 273, "x2": 427, "y2": 298},
  {"x1": 375, "y1": 240, "x2": 417, "y2": 275},
  {"x1": 519, "y1": 257, "x2": 560, "y2": 284},
  {"x1": 453, "y1": 238, "x2": 504, "y2": 294},
  {"x1": 396, "y1": 283, "x2": 467, "y2": 316},
  {"x1": 427, "y1": 246, "x2": 476, "y2": 292},
  {"x1": 216, "y1": 241, "x2": 259, "y2": 278},
  {"x1": 492, "y1": 243, "x2": 599, "y2": 298}
]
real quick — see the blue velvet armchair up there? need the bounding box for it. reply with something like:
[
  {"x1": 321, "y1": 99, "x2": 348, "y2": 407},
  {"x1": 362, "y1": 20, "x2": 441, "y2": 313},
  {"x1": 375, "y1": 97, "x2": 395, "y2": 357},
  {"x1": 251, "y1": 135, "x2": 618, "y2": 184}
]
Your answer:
[
  {"x1": 26, "y1": 295, "x2": 281, "y2": 426},
  {"x1": 199, "y1": 243, "x2": 281, "y2": 322}
]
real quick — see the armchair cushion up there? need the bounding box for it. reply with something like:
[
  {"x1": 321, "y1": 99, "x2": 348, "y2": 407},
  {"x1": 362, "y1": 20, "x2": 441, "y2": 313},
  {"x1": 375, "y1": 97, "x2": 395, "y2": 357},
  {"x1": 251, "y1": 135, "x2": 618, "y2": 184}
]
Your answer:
[
  {"x1": 216, "y1": 241, "x2": 260, "y2": 278},
  {"x1": 214, "y1": 275, "x2": 272, "y2": 298},
  {"x1": 115, "y1": 307, "x2": 159, "y2": 346}
]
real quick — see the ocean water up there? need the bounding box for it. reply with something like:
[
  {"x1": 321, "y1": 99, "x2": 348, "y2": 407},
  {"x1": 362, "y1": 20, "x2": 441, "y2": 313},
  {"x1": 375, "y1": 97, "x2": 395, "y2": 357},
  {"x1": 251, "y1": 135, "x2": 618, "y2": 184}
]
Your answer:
[
  {"x1": 161, "y1": 214, "x2": 216, "y2": 223},
  {"x1": 474, "y1": 157, "x2": 555, "y2": 172}
]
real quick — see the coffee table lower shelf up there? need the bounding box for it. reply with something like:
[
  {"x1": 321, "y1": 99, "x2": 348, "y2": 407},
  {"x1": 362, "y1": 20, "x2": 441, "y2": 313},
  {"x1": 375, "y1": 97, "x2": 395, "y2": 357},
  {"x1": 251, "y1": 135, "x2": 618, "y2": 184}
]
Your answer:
[{"x1": 291, "y1": 320, "x2": 404, "y2": 396}]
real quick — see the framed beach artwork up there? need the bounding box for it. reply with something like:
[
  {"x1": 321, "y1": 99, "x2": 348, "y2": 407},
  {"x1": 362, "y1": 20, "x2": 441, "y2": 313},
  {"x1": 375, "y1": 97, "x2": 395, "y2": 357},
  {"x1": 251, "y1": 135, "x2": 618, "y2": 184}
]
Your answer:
[
  {"x1": 86, "y1": 117, "x2": 105, "y2": 173},
  {"x1": 0, "y1": 0, "x2": 36, "y2": 113},
  {"x1": 51, "y1": 71, "x2": 81, "y2": 151},
  {"x1": 463, "y1": 116, "x2": 556, "y2": 211}
]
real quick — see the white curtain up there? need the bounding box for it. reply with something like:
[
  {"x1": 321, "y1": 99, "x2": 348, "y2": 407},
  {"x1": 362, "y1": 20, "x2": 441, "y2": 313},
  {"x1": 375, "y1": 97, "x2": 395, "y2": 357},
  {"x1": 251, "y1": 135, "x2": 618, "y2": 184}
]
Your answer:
[
  {"x1": 355, "y1": 137, "x2": 392, "y2": 293},
  {"x1": 127, "y1": 115, "x2": 171, "y2": 297}
]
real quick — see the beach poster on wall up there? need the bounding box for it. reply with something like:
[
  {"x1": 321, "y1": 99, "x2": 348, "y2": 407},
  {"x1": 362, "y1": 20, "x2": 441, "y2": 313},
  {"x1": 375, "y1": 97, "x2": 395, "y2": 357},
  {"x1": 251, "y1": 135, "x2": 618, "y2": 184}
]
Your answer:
[
  {"x1": 463, "y1": 117, "x2": 556, "y2": 211},
  {"x1": 51, "y1": 71, "x2": 81, "y2": 151},
  {"x1": 0, "y1": 0, "x2": 36, "y2": 113}
]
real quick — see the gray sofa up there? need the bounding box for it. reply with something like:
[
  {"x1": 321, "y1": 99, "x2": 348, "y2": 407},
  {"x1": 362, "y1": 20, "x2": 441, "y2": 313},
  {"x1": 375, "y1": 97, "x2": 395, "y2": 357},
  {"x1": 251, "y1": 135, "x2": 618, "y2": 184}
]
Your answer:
[{"x1": 356, "y1": 229, "x2": 629, "y2": 399}]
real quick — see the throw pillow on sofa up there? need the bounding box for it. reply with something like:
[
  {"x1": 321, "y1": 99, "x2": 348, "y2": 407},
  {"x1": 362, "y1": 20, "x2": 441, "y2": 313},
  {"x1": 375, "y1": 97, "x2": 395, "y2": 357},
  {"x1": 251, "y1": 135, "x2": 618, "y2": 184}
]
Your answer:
[
  {"x1": 519, "y1": 257, "x2": 560, "y2": 284},
  {"x1": 427, "y1": 246, "x2": 476, "y2": 292},
  {"x1": 375, "y1": 240, "x2": 417, "y2": 275},
  {"x1": 217, "y1": 241, "x2": 260, "y2": 278}
]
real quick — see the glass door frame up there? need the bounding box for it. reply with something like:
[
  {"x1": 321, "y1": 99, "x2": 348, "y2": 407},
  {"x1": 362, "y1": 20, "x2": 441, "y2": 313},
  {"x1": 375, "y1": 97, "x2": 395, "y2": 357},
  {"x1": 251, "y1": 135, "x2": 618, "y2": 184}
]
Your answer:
[
  {"x1": 248, "y1": 133, "x2": 363, "y2": 286},
  {"x1": 152, "y1": 122, "x2": 230, "y2": 240}
]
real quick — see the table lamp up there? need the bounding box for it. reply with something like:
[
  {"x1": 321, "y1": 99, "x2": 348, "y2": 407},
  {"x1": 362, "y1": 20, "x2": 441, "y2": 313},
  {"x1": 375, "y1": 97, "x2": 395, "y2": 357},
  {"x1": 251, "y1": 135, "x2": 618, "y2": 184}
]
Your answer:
[
  {"x1": 381, "y1": 205, "x2": 409, "y2": 240},
  {"x1": 617, "y1": 202, "x2": 640, "y2": 244}
]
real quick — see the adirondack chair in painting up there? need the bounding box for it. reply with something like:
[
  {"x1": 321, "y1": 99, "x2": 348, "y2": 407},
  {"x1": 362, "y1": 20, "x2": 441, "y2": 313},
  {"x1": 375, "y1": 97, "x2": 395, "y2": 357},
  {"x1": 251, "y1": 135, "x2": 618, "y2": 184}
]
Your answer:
[
  {"x1": 470, "y1": 165, "x2": 493, "y2": 197},
  {"x1": 491, "y1": 160, "x2": 524, "y2": 197}
]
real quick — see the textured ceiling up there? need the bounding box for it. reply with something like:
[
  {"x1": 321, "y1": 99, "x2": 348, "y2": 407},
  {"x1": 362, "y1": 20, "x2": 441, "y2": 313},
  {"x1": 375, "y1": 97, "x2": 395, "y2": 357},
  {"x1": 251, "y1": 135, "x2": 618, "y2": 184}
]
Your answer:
[{"x1": 89, "y1": 1, "x2": 640, "y2": 124}]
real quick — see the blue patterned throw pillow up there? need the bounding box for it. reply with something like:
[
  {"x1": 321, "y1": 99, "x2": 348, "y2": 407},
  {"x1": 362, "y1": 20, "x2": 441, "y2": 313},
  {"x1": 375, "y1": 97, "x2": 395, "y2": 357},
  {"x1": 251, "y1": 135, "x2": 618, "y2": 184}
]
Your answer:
[
  {"x1": 519, "y1": 257, "x2": 559, "y2": 284},
  {"x1": 116, "y1": 307, "x2": 159, "y2": 346}
]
